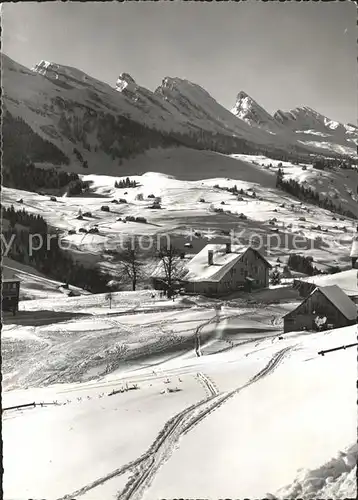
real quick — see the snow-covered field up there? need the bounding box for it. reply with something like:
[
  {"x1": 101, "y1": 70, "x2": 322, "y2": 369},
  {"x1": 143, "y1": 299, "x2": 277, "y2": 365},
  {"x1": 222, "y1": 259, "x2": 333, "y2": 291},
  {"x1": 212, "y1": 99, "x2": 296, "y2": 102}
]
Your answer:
[
  {"x1": 2, "y1": 148, "x2": 357, "y2": 500},
  {"x1": 3, "y1": 27, "x2": 358, "y2": 500},
  {"x1": 2, "y1": 291, "x2": 288, "y2": 391},
  {"x1": 2, "y1": 149, "x2": 357, "y2": 276},
  {"x1": 3, "y1": 306, "x2": 357, "y2": 500},
  {"x1": 144, "y1": 326, "x2": 357, "y2": 500}
]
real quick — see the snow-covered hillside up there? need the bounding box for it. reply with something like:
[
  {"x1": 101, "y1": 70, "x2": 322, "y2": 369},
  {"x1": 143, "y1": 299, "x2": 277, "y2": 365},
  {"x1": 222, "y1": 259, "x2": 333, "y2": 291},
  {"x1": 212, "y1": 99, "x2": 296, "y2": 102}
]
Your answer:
[
  {"x1": 3, "y1": 54, "x2": 285, "y2": 168},
  {"x1": 3, "y1": 295, "x2": 357, "y2": 500},
  {"x1": 2, "y1": 52, "x2": 357, "y2": 175},
  {"x1": 2, "y1": 150, "x2": 357, "y2": 277},
  {"x1": 2, "y1": 39, "x2": 358, "y2": 500},
  {"x1": 143, "y1": 324, "x2": 357, "y2": 500}
]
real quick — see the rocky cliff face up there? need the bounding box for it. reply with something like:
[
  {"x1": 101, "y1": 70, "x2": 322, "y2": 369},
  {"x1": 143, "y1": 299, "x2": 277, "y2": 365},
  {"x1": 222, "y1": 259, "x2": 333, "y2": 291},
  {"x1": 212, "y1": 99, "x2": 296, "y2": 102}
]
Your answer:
[{"x1": 231, "y1": 91, "x2": 280, "y2": 132}]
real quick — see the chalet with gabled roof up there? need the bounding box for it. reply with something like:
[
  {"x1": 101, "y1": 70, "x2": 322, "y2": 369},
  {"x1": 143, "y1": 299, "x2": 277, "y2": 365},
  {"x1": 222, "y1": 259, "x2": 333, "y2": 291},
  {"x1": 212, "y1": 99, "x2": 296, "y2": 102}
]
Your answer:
[
  {"x1": 150, "y1": 243, "x2": 272, "y2": 297},
  {"x1": 283, "y1": 285, "x2": 357, "y2": 333},
  {"x1": 182, "y1": 243, "x2": 272, "y2": 296}
]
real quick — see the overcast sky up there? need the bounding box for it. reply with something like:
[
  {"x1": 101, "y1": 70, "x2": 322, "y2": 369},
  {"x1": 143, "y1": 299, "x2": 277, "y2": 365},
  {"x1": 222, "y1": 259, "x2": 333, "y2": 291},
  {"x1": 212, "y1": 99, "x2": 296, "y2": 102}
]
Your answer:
[{"x1": 2, "y1": 1, "x2": 356, "y2": 124}]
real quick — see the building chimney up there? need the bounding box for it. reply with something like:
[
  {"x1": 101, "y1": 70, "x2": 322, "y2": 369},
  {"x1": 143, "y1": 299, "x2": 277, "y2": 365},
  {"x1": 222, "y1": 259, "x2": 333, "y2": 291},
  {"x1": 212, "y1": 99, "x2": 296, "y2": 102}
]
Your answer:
[
  {"x1": 225, "y1": 242, "x2": 231, "y2": 253},
  {"x1": 208, "y1": 250, "x2": 214, "y2": 266}
]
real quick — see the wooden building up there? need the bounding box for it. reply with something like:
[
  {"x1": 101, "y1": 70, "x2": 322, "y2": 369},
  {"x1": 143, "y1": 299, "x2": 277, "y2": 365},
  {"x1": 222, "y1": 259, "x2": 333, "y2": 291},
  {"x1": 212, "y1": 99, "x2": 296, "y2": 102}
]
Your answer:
[
  {"x1": 150, "y1": 243, "x2": 271, "y2": 297},
  {"x1": 182, "y1": 243, "x2": 271, "y2": 296},
  {"x1": 283, "y1": 285, "x2": 357, "y2": 333},
  {"x1": 2, "y1": 279, "x2": 20, "y2": 315}
]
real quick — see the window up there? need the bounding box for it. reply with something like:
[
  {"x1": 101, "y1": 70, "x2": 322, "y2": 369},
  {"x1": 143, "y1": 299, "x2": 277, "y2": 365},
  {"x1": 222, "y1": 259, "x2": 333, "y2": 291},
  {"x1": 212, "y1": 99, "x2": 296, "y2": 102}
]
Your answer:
[
  {"x1": 254, "y1": 266, "x2": 258, "y2": 273},
  {"x1": 240, "y1": 268, "x2": 244, "y2": 275}
]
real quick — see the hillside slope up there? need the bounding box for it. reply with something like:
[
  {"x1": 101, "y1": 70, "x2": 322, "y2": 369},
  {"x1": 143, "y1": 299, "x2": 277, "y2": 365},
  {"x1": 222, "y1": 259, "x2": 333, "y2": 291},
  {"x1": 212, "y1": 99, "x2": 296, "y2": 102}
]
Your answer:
[{"x1": 3, "y1": 53, "x2": 357, "y2": 179}]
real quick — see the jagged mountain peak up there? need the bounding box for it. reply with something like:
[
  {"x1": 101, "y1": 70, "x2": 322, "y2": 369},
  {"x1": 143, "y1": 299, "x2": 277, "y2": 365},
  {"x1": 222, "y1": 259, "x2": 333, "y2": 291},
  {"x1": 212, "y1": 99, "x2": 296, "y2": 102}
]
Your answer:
[
  {"x1": 115, "y1": 73, "x2": 136, "y2": 92},
  {"x1": 232, "y1": 90, "x2": 260, "y2": 110},
  {"x1": 160, "y1": 76, "x2": 196, "y2": 88},
  {"x1": 3, "y1": 53, "x2": 357, "y2": 164},
  {"x1": 231, "y1": 90, "x2": 278, "y2": 130},
  {"x1": 273, "y1": 106, "x2": 358, "y2": 149},
  {"x1": 274, "y1": 105, "x2": 342, "y2": 124},
  {"x1": 31, "y1": 59, "x2": 112, "y2": 94},
  {"x1": 33, "y1": 60, "x2": 88, "y2": 82},
  {"x1": 155, "y1": 76, "x2": 212, "y2": 99},
  {"x1": 274, "y1": 106, "x2": 344, "y2": 131},
  {"x1": 32, "y1": 60, "x2": 60, "y2": 77},
  {"x1": 235, "y1": 90, "x2": 250, "y2": 99}
]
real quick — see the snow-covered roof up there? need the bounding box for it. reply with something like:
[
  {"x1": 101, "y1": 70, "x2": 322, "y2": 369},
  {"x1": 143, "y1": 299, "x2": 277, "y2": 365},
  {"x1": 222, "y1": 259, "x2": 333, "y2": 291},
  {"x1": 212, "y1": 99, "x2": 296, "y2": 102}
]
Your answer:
[
  {"x1": 285, "y1": 284, "x2": 357, "y2": 321},
  {"x1": 183, "y1": 244, "x2": 270, "y2": 283},
  {"x1": 318, "y1": 285, "x2": 357, "y2": 321},
  {"x1": 1, "y1": 266, "x2": 19, "y2": 281},
  {"x1": 298, "y1": 270, "x2": 358, "y2": 297},
  {"x1": 350, "y1": 236, "x2": 358, "y2": 258}
]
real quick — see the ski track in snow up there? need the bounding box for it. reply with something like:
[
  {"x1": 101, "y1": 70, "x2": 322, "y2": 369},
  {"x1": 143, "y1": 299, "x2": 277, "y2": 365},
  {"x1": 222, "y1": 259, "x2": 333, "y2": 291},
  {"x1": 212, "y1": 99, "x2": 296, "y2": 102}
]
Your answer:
[
  {"x1": 57, "y1": 346, "x2": 294, "y2": 500},
  {"x1": 196, "y1": 372, "x2": 219, "y2": 396}
]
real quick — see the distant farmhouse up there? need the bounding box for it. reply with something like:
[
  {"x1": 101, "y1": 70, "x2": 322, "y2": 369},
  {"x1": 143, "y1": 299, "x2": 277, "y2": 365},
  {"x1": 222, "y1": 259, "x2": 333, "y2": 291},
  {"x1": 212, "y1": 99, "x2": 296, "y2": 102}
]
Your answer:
[
  {"x1": 1, "y1": 267, "x2": 20, "y2": 315},
  {"x1": 283, "y1": 285, "x2": 357, "y2": 333},
  {"x1": 183, "y1": 244, "x2": 272, "y2": 295},
  {"x1": 2, "y1": 279, "x2": 20, "y2": 315},
  {"x1": 151, "y1": 243, "x2": 272, "y2": 296}
]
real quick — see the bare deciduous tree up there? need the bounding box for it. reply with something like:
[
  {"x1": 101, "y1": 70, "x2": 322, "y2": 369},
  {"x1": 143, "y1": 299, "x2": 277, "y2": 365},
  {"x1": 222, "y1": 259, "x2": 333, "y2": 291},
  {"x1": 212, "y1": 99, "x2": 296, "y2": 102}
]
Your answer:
[
  {"x1": 157, "y1": 244, "x2": 183, "y2": 298},
  {"x1": 112, "y1": 238, "x2": 146, "y2": 291}
]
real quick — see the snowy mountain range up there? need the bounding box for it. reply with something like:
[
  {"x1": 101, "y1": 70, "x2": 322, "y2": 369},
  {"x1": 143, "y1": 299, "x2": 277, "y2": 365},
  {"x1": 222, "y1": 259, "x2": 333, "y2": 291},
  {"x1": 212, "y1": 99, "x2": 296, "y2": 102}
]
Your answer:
[
  {"x1": 232, "y1": 93, "x2": 358, "y2": 154},
  {"x1": 2, "y1": 53, "x2": 357, "y2": 174}
]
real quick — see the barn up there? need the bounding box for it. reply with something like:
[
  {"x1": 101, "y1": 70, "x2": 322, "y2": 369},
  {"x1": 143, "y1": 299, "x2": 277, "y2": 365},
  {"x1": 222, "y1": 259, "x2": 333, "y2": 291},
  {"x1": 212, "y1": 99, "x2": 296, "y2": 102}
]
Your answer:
[
  {"x1": 182, "y1": 243, "x2": 272, "y2": 296},
  {"x1": 283, "y1": 285, "x2": 357, "y2": 333},
  {"x1": 2, "y1": 279, "x2": 21, "y2": 315}
]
